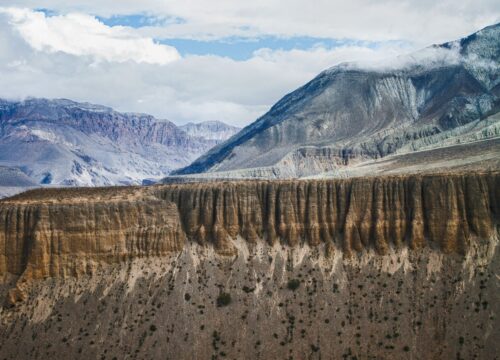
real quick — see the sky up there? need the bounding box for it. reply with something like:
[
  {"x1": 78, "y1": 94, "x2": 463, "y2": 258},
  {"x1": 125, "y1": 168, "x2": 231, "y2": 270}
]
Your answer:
[{"x1": 0, "y1": 1, "x2": 498, "y2": 127}]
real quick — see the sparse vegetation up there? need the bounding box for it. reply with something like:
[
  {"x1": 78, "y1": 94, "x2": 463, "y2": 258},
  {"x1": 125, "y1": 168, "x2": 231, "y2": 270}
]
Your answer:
[
  {"x1": 242, "y1": 286, "x2": 255, "y2": 293},
  {"x1": 216, "y1": 292, "x2": 232, "y2": 307},
  {"x1": 287, "y1": 279, "x2": 301, "y2": 291}
]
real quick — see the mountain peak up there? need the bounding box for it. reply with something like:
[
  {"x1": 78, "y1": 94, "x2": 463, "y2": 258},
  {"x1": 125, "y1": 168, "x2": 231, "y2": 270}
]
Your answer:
[
  {"x1": 172, "y1": 23, "x2": 500, "y2": 178},
  {"x1": 22, "y1": 97, "x2": 115, "y2": 113}
]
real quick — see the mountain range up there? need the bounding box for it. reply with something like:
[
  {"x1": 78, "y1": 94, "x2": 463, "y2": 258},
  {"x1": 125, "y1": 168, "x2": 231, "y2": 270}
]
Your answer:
[
  {"x1": 0, "y1": 98, "x2": 239, "y2": 191},
  {"x1": 173, "y1": 23, "x2": 500, "y2": 179},
  {"x1": 1, "y1": 24, "x2": 499, "y2": 191},
  {"x1": 0, "y1": 23, "x2": 499, "y2": 360}
]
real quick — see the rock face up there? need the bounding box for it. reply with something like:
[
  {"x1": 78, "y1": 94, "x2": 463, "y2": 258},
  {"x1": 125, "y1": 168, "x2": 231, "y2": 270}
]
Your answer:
[
  {"x1": 0, "y1": 172, "x2": 498, "y2": 359},
  {"x1": 173, "y1": 23, "x2": 500, "y2": 178},
  {"x1": 0, "y1": 98, "x2": 237, "y2": 187},
  {"x1": 1, "y1": 172, "x2": 498, "y2": 282}
]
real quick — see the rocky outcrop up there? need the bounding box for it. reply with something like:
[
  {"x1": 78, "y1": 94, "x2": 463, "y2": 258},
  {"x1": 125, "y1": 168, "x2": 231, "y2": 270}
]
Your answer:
[
  {"x1": 1, "y1": 172, "x2": 498, "y2": 287},
  {"x1": 0, "y1": 198, "x2": 185, "y2": 284},
  {"x1": 158, "y1": 172, "x2": 498, "y2": 255}
]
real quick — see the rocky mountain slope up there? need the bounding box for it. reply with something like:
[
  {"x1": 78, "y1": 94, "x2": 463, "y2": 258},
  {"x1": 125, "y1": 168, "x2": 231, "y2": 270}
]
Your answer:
[
  {"x1": 0, "y1": 98, "x2": 236, "y2": 187},
  {"x1": 0, "y1": 166, "x2": 37, "y2": 187},
  {"x1": 173, "y1": 23, "x2": 500, "y2": 178},
  {"x1": 179, "y1": 120, "x2": 240, "y2": 141},
  {"x1": 0, "y1": 172, "x2": 498, "y2": 359},
  {"x1": 0, "y1": 166, "x2": 38, "y2": 198}
]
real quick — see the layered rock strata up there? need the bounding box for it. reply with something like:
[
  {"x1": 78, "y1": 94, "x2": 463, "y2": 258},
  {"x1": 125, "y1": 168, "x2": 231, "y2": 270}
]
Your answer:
[
  {"x1": 0, "y1": 173, "x2": 498, "y2": 359},
  {"x1": 1, "y1": 172, "x2": 498, "y2": 286}
]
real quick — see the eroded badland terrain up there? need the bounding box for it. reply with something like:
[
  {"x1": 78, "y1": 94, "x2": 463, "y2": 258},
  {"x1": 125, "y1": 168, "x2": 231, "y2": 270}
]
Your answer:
[{"x1": 0, "y1": 173, "x2": 498, "y2": 359}]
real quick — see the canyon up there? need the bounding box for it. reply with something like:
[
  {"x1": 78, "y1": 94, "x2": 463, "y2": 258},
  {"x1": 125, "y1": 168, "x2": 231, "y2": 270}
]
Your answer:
[
  {"x1": 0, "y1": 172, "x2": 498, "y2": 359},
  {"x1": 0, "y1": 20, "x2": 499, "y2": 360}
]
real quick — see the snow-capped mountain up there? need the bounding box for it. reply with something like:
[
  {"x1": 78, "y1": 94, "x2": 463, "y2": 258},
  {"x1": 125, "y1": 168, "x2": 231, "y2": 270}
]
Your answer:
[
  {"x1": 0, "y1": 98, "x2": 237, "y2": 186},
  {"x1": 173, "y1": 23, "x2": 500, "y2": 178},
  {"x1": 179, "y1": 121, "x2": 240, "y2": 142}
]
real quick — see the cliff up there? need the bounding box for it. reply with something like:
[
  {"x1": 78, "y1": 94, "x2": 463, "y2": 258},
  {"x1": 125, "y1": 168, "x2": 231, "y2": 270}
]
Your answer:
[
  {"x1": 0, "y1": 173, "x2": 499, "y2": 359},
  {"x1": 1, "y1": 172, "x2": 498, "y2": 286}
]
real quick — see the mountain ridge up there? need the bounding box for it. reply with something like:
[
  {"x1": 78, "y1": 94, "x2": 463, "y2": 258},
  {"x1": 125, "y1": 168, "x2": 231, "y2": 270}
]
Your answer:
[
  {"x1": 0, "y1": 98, "x2": 237, "y2": 187},
  {"x1": 173, "y1": 23, "x2": 500, "y2": 177}
]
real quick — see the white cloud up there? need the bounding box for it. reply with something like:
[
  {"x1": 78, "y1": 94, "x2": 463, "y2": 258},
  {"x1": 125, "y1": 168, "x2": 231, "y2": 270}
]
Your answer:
[
  {"x1": 340, "y1": 43, "x2": 463, "y2": 72},
  {"x1": 0, "y1": 13, "x2": 409, "y2": 127},
  {"x1": 3, "y1": 0, "x2": 499, "y2": 45},
  {"x1": 0, "y1": 3, "x2": 497, "y2": 127},
  {"x1": 0, "y1": 7, "x2": 180, "y2": 64}
]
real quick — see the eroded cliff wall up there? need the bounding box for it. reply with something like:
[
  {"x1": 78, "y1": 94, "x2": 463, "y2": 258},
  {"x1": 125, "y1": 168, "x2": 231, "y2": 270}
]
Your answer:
[
  {"x1": 1, "y1": 172, "x2": 498, "y2": 286},
  {"x1": 157, "y1": 173, "x2": 498, "y2": 255},
  {"x1": 0, "y1": 173, "x2": 498, "y2": 359}
]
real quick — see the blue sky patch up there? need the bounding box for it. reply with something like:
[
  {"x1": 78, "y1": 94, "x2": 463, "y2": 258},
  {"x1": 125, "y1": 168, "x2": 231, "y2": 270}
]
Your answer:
[
  {"x1": 162, "y1": 37, "x2": 345, "y2": 60},
  {"x1": 32, "y1": 9, "x2": 408, "y2": 61},
  {"x1": 161, "y1": 37, "x2": 406, "y2": 60},
  {"x1": 97, "y1": 14, "x2": 185, "y2": 28},
  {"x1": 35, "y1": 8, "x2": 58, "y2": 17}
]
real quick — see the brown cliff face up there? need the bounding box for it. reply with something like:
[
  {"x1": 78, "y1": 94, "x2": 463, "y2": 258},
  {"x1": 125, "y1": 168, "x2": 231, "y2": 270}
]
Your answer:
[
  {"x1": 0, "y1": 172, "x2": 498, "y2": 286},
  {"x1": 0, "y1": 198, "x2": 185, "y2": 282},
  {"x1": 0, "y1": 173, "x2": 499, "y2": 360},
  {"x1": 158, "y1": 173, "x2": 498, "y2": 256}
]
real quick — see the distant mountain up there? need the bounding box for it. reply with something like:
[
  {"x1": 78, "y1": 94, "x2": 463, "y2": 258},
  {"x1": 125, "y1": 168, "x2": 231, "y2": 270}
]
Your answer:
[
  {"x1": 0, "y1": 166, "x2": 37, "y2": 187},
  {"x1": 0, "y1": 98, "x2": 237, "y2": 187},
  {"x1": 173, "y1": 23, "x2": 500, "y2": 178},
  {"x1": 179, "y1": 121, "x2": 240, "y2": 142},
  {"x1": 0, "y1": 165, "x2": 38, "y2": 198}
]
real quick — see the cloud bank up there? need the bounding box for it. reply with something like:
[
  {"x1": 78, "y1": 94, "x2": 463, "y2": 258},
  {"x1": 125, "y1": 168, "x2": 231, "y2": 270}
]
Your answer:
[
  {"x1": 1, "y1": 7, "x2": 180, "y2": 65},
  {"x1": 5, "y1": 0, "x2": 500, "y2": 44},
  {"x1": 0, "y1": 2, "x2": 498, "y2": 127}
]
